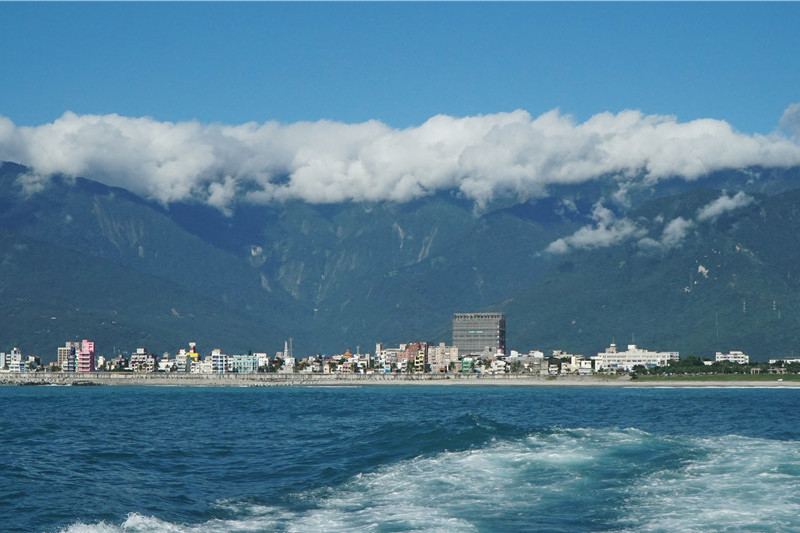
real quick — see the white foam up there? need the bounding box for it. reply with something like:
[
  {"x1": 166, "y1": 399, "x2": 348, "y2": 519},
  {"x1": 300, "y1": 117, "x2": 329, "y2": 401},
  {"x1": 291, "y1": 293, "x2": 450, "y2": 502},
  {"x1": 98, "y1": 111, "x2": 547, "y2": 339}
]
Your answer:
[
  {"x1": 58, "y1": 429, "x2": 800, "y2": 532},
  {"x1": 617, "y1": 434, "x2": 800, "y2": 531}
]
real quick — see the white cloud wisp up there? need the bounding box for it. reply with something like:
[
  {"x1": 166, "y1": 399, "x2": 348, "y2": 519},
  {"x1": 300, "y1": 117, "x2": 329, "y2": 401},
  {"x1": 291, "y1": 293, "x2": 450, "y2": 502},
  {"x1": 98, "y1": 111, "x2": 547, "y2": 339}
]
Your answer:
[
  {"x1": 545, "y1": 202, "x2": 647, "y2": 254},
  {"x1": 546, "y1": 191, "x2": 757, "y2": 255},
  {"x1": 1, "y1": 107, "x2": 799, "y2": 209},
  {"x1": 696, "y1": 191, "x2": 755, "y2": 222}
]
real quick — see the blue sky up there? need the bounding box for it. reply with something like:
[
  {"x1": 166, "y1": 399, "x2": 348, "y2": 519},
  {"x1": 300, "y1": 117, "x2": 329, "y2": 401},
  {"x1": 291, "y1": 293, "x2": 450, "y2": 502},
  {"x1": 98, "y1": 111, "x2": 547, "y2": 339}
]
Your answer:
[
  {"x1": 2, "y1": 2, "x2": 798, "y2": 133},
  {"x1": 3, "y1": 2, "x2": 800, "y2": 210}
]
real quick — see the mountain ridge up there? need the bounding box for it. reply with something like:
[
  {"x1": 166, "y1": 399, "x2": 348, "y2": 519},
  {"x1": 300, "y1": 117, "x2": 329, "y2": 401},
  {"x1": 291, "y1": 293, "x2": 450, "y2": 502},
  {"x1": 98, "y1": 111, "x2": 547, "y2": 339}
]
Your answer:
[{"x1": 3, "y1": 160, "x2": 800, "y2": 361}]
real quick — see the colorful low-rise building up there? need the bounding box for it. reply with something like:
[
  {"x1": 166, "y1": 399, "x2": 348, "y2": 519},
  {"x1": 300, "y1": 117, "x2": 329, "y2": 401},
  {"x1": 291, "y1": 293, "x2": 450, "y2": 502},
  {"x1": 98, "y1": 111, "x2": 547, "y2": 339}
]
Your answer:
[{"x1": 77, "y1": 340, "x2": 95, "y2": 373}]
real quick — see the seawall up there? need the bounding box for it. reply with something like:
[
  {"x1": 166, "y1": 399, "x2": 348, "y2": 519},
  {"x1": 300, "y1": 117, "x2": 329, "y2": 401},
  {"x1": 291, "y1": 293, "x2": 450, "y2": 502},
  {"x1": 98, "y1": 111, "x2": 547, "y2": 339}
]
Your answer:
[{"x1": 1, "y1": 372, "x2": 798, "y2": 387}]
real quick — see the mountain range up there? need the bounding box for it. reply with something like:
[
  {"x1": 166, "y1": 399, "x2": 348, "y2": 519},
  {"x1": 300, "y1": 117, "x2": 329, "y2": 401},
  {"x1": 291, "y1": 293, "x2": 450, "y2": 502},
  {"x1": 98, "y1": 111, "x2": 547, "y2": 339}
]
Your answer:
[{"x1": 2, "y1": 160, "x2": 800, "y2": 361}]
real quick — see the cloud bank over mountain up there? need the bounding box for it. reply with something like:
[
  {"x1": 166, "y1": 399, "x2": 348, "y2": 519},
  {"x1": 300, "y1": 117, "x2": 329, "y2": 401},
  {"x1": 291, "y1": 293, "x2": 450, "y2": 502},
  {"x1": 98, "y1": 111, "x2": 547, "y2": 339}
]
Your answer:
[{"x1": 1, "y1": 106, "x2": 799, "y2": 209}]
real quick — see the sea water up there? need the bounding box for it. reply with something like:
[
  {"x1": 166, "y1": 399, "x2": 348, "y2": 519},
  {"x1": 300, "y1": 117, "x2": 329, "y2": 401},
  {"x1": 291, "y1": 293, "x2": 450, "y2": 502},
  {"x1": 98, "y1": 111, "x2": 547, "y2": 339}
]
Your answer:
[{"x1": 1, "y1": 385, "x2": 799, "y2": 532}]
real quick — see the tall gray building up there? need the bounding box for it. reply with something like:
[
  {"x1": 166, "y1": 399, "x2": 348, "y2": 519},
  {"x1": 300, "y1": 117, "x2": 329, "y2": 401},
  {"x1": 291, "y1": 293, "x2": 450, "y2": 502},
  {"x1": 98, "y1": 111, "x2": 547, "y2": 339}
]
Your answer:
[{"x1": 452, "y1": 313, "x2": 506, "y2": 357}]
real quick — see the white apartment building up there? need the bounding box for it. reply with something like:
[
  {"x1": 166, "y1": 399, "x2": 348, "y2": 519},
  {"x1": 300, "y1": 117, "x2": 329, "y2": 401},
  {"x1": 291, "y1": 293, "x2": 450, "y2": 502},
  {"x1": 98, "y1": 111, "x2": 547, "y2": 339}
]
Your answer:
[
  {"x1": 254, "y1": 352, "x2": 270, "y2": 370},
  {"x1": 279, "y1": 357, "x2": 296, "y2": 373},
  {"x1": 593, "y1": 343, "x2": 679, "y2": 372},
  {"x1": 158, "y1": 356, "x2": 174, "y2": 372},
  {"x1": 770, "y1": 358, "x2": 800, "y2": 365},
  {"x1": 375, "y1": 343, "x2": 402, "y2": 369},
  {"x1": 211, "y1": 349, "x2": 228, "y2": 374},
  {"x1": 489, "y1": 359, "x2": 508, "y2": 374},
  {"x1": 6, "y1": 347, "x2": 24, "y2": 373},
  {"x1": 716, "y1": 350, "x2": 750, "y2": 364}
]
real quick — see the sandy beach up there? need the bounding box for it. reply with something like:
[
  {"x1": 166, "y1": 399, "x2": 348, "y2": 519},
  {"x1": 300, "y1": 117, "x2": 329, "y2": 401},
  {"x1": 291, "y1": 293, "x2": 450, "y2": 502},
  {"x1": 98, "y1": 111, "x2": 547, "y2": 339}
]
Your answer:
[{"x1": 1, "y1": 372, "x2": 798, "y2": 387}]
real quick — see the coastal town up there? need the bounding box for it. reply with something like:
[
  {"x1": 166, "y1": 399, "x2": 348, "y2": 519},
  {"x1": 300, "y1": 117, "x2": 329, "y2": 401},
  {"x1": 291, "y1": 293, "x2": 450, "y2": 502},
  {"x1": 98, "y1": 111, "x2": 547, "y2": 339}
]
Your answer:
[{"x1": 2, "y1": 313, "x2": 800, "y2": 381}]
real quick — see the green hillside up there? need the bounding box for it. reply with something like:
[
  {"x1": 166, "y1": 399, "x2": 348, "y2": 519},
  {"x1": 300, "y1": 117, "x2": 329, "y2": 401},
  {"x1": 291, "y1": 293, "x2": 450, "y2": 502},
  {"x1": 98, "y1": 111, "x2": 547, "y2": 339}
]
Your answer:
[
  {"x1": 0, "y1": 227, "x2": 287, "y2": 356},
  {"x1": 3, "y1": 160, "x2": 800, "y2": 361},
  {"x1": 500, "y1": 188, "x2": 800, "y2": 360}
]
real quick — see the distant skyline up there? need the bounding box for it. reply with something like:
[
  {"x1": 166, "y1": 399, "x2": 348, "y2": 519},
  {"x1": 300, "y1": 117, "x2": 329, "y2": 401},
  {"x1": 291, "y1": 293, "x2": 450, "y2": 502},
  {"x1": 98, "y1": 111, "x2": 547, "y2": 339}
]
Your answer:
[
  {"x1": 2, "y1": 2, "x2": 800, "y2": 210},
  {"x1": 2, "y1": 2, "x2": 798, "y2": 133}
]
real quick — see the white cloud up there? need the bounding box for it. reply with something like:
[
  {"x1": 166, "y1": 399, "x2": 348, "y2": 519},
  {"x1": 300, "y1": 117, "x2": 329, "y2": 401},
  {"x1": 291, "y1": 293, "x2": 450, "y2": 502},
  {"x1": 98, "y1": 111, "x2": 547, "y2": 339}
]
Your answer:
[
  {"x1": 779, "y1": 102, "x2": 800, "y2": 138},
  {"x1": 696, "y1": 191, "x2": 754, "y2": 222},
  {"x1": 660, "y1": 217, "x2": 694, "y2": 248},
  {"x1": 638, "y1": 217, "x2": 694, "y2": 251},
  {"x1": 14, "y1": 172, "x2": 50, "y2": 197},
  {"x1": 546, "y1": 202, "x2": 647, "y2": 254},
  {"x1": 1, "y1": 106, "x2": 799, "y2": 209}
]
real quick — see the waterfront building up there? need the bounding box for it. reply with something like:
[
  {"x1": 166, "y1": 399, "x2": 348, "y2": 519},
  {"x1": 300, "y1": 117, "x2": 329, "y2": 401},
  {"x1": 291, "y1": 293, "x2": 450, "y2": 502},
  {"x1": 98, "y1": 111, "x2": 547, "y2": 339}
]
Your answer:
[
  {"x1": 351, "y1": 352, "x2": 370, "y2": 373},
  {"x1": 279, "y1": 355, "x2": 296, "y2": 373},
  {"x1": 716, "y1": 350, "x2": 750, "y2": 364},
  {"x1": 0, "y1": 351, "x2": 4, "y2": 370},
  {"x1": 185, "y1": 343, "x2": 200, "y2": 366},
  {"x1": 130, "y1": 348, "x2": 156, "y2": 373},
  {"x1": 489, "y1": 359, "x2": 508, "y2": 374},
  {"x1": 57, "y1": 342, "x2": 80, "y2": 372},
  {"x1": 452, "y1": 313, "x2": 506, "y2": 357},
  {"x1": 107, "y1": 354, "x2": 128, "y2": 371},
  {"x1": 230, "y1": 353, "x2": 258, "y2": 374},
  {"x1": 556, "y1": 351, "x2": 594, "y2": 374},
  {"x1": 398, "y1": 343, "x2": 427, "y2": 373},
  {"x1": 414, "y1": 351, "x2": 426, "y2": 373},
  {"x1": 196, "y1": 358, "x2": 213, "y2": 374},
  {"x1": 175, "y1": 350, "x2": 192, "y2": 373},
  {"x1": 461, "y1": 357, "x2": 476, "y2": 373},
  {"x1": 77, "y1": 340, "x2": 95, "y2": 373},
  {"x1": 769, "y1": 357, "x2": 800, "y2": 365},
  {"x1": 427, "y1": 342, "x2": 459, "y2": 372},
  {"x1": 593, "y1": 343, "x2": 679, "y2": 372},
  {"x1": 309, "y1": 357, "x2": 323, "y2": 373},
  {"x1": 158, "y1": 355, "x2": 174, "y2": 372},
  {"x1": 211, "y1": 349, "x2": 229, "y2": 373},
  {"x1": 254, "y1": 352, "x2": 270, "y2": 371},
  {"x1": 375, "y1": 343, "x2": 402, "y2": 372},
  {"x1": 6, "y1": 347, "x2": 24, "y2": 373},
  {"x1": 505, "y1": 353, "x2": 548, "y2": 374},
  {"x1": 178, "y1": 342, "x2": 202, "y2": 373}
]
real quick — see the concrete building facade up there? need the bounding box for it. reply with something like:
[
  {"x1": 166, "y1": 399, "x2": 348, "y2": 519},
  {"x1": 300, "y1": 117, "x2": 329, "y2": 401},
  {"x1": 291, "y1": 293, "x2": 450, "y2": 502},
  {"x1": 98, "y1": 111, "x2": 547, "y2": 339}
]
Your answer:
[
  {"x1": 427, "y1": 342, "x2": 459, "y2": 372},
  {"x1": 452, "y1": 313, "x2": 506, "y2": 357},
  {"x1": 57, "y1": 342, "x2": 80, "y2": 372}
]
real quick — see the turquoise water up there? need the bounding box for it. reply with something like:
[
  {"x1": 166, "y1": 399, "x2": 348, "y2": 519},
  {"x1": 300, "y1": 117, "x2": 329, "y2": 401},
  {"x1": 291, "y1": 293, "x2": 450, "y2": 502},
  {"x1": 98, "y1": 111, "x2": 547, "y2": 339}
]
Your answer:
[{"x1": 1, "y1": 386, "x2": 799, "y2": 532}]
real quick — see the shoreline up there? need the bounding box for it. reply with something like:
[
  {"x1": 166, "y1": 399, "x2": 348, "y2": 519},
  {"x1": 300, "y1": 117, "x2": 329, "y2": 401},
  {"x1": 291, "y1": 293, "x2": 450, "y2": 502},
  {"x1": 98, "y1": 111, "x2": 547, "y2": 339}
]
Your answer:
[{"x1": 1, "y1": 372, "x2": 799, "y2": 388}]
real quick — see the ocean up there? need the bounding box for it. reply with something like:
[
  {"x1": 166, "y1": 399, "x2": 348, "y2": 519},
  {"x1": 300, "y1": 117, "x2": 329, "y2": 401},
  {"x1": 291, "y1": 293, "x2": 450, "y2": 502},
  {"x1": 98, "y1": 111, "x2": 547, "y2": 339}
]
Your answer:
[{"x1": 2, "y1": 385, "x2": 799, "y2": 533}]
